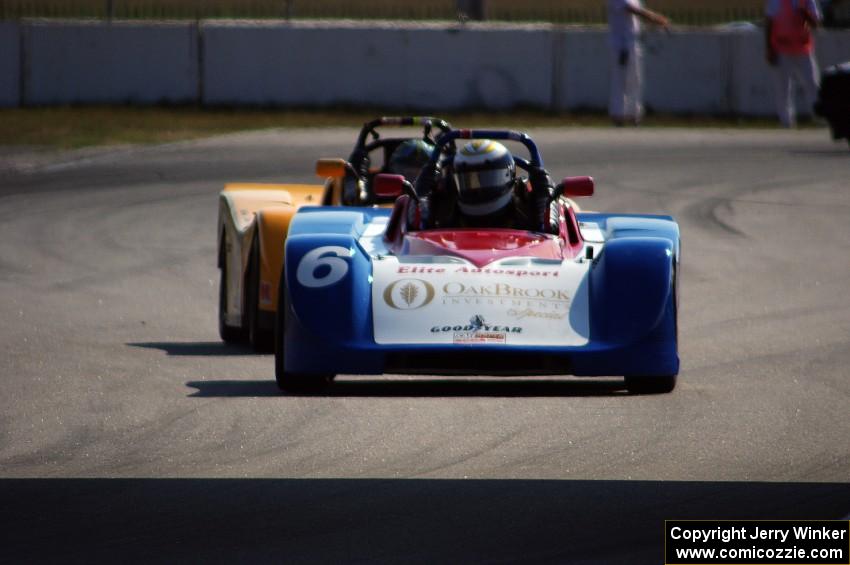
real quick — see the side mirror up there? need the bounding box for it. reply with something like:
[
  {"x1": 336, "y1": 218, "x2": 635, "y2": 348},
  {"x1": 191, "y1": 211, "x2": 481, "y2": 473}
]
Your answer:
[
  {"x1": 553, "y1": 176, "x2": 594, "y2": 199},
  {"x1": 373, "y1": 173, "x2": 407, "y2": 199},
  {"x1": 316, "y1": 158, "x2": 347, "y2": 178}
]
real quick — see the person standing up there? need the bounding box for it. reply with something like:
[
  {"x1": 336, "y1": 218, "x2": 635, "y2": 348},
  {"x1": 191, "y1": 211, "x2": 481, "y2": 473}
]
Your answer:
[
  {"x1": 766, "y1": 0, "x2": 823, "y2": 127},
  {"x1": 607, "y1": 0, "x2": 670, "y2": 126}
]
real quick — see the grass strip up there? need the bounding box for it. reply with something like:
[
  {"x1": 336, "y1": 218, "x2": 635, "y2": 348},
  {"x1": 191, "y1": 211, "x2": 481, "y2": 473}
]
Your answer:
[{"x1": 0, "y1": 105, "x2": 788, "y2": 150}]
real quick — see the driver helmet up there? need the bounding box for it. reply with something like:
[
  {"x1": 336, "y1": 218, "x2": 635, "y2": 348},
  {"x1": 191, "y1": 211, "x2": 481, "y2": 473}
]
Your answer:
[
  {"x1": 387, "y1": 139, "x2": 434, "y2": 183},
  {"x1": 453, "y1": 140, "x2": 516, "y2": 218}
]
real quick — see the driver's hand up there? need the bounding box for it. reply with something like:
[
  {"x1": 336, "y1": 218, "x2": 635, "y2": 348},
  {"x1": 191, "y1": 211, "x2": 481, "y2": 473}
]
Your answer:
[
  {"x1": 408, "y1": 195, "x2": 432, "y2": 230},
  {"x1": 513, "y1": 178, "x2": 531, "y2": 202},
  {"x1": 413, "y1": 164, "x2": 439, "y2": 199},
  {"x1": 527, "y1": 166, "x2": 554, "y2": 196},
  {"x1": 526, "y1": 166, "x2": 557, "y2": 233}
]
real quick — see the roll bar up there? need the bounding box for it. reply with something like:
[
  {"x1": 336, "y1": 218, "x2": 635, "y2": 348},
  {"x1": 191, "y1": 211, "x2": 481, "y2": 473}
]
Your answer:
[
  {"x1": 430, "y1": 129, "x2": 544, "y2": 168},
  {"x1": 355, "y1": 116, "x2": 453, "y2": 147}
]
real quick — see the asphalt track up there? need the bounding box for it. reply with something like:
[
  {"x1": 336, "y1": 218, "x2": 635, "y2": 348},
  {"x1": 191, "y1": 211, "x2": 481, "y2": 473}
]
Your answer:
[{"x1": 0, "y1": 128, "x2": 848, "y2": 563}]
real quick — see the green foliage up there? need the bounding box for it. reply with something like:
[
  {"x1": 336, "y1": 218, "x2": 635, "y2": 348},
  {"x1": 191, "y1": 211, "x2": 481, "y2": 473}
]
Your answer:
[
  {"x1": 1, "y1": 0, "x2": 764, "y2": 25},
  {"x1": 0, "y1": 106, "x2": 784, "y2": 150}
]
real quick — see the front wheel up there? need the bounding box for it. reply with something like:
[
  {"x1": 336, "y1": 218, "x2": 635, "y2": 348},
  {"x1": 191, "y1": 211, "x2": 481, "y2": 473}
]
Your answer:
[
  {"x1": 625, "y1": 375, "x2": 677, "y2": 394},
  {"x1": 274, "y1": 268, "x2": 333, "y2": 393}
]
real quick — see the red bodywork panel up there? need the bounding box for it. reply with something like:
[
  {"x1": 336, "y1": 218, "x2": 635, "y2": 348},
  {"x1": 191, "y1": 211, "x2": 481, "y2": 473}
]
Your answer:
[
  {"x1": 383, "y1": 198, "x2": 585, "y2": 267},
  {"x1": 403, "y1": 229, "x2": 562, "y2": 268}
]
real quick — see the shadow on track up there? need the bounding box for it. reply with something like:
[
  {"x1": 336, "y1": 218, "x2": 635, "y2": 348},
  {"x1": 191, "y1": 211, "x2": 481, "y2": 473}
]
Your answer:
[
  {"x1": 186, "y1": 378, "x2": 629, "y2": 398},
  {"x1": 128, "y1": 341, "x2": 255, "y2": 356},
  {"x1": 2, "y1": 479, "x2": 847, "y2": 564}
]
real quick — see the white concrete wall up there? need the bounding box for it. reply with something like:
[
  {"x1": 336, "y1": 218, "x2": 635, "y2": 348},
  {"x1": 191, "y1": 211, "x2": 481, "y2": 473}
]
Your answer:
[
  {"x1": 6, "y1": 21, "x2": 850, "y2": 115},
  {"x1": 727, "y1": 28, "x2": 850, "y2": 117},
  {"x1": 0, "y1": 22, "x2": 20, "y2": 107},
  {"x1": 24, "y1": 21, "x2": 199, "y2": 105},
  {"x1": 554, "y1": 30, "x2": 735, "y2": 115},
  {"x1": 203, "y1": 22, "x2": 553, "y2": 110},
  {"x1": 644, "y1": 31, "x2": 733, "y2": 115},
  {"x1": 815, "y1": 29, "x2": 850, "y2": 69},
  {"x1": 553, "y1": 27, "x2": 850, "y2": 117},
  {"x1": 728, "y1": 30, "x2": 778, "y2": 117},
  {"x1": 553, "y1": 29, "x2": 609, "y2": 111}
]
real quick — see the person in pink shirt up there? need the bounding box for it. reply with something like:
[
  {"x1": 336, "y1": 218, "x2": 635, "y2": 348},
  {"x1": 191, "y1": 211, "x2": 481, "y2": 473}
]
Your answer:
[{"x1": 765, "y1": 0, "x2": 823, "y2": 127}]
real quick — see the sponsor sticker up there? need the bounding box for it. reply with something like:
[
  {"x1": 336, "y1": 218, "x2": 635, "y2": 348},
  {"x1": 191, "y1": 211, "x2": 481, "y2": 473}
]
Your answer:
[
  {"x1": 442, "y1": 282, "x2": 570, "y2": 301},
  {"x1": 383, "y1": 279, "x2": 436, "y2": 310},
  {"x1": 384, "y1": 277, "x2": 572, "y2": 312},
  {"x1": 453, "y1": 331, "x2": 506, "y2": 344},
  {"x1": 260, "y1": 281, "x2": 272, "y2": 305},
  {"x1": 506, "y1": 308, "x2": 568, "y2": 320},
  {"x1": 398, "y1": 265, "x2": 559, "y2": 278},
  {"x1": 371, "y1": 258, "x2": 590, "y2": 346},
  {"x1": 431, "y1": 315, "x2": 522, "y2": 344}
]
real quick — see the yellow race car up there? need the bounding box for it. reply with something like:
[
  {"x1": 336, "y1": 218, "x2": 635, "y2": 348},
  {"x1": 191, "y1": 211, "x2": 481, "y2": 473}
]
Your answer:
[{"x1": 217, "y1": 116, "x2": 452, "y2": 350}]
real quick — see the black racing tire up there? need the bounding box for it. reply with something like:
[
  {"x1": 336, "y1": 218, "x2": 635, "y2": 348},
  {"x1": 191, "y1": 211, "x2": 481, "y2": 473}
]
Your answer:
[
  {"x1": 246, "y1": 237, "x2": 274, "y2": 352},
  {"x1": 274, "y1": 266, "x2": 333, "y2": 393},
  {"x1": 625, "y1": 252, "x2": 679, "y2": 395},
  {"x1": 218, "y1": 234, "x2": 247, "y2": 344},
  {"x1": 625, "y1": 374, "x2": 677, "y2": 394}
]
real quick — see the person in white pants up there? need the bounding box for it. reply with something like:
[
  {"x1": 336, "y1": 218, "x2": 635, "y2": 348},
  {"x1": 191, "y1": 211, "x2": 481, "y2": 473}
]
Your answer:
[
  {"x1": 607, "y1": 0, "x2": 669, "y2": 126},
  {"x1": 765, "y1": 0, "x2": 823, "y2": 127}
]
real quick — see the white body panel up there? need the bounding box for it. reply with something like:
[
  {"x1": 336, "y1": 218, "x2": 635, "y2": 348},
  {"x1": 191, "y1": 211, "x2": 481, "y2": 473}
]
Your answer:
[
  {"x1": 219, "y1": 193, "x2": 255, "y2": 327},
  {"x1": 359, "y1": 209, "x2": 599, "y2": 348},
  {"x1": 218, "y1": 188, "x2": 297, "y2": 327},
  {"x1": 371, "y1": 258, "x2": 591, "y2": 346}
]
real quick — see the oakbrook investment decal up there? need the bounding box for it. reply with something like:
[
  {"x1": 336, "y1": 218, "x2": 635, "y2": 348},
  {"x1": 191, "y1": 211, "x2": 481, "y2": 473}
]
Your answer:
[
  {"x1": 441, "y1": 282, "x2": 571, "y2": 302},
  {"x1": 371, "y1": 259, "x2": 590, "y2": 346},
  {"x1": 383, "y1": 279, "x2": 435, "y2": 310}
]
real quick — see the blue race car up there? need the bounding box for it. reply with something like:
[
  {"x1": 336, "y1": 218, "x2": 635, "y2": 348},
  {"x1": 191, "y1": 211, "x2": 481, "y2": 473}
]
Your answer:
[{"x1": 275, "y1": 129, "x2": 680, "y2": 394}]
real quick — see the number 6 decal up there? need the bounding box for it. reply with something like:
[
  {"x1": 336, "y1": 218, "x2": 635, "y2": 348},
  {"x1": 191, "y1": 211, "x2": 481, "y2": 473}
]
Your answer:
[{"x1": 296, "y1": 246, "x2": 350, "y2": 288}]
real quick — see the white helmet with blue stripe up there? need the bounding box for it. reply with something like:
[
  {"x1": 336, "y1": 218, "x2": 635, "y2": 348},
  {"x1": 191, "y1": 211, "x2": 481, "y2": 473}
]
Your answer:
[{"x1": 453, "y1": 140, "x2": 516, "y2": 218}]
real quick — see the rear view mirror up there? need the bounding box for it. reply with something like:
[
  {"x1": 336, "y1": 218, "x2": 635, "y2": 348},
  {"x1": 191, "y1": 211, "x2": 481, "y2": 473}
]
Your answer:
[
  {"x1": 373, "y1": 174, "x2": 407, "y2": 199},
  {"x1": 554, "y1": 176, "x2": 594, "y2": 199},
  {"x1": 316, "y1": 158, "x2": 347, "y2": 178}
]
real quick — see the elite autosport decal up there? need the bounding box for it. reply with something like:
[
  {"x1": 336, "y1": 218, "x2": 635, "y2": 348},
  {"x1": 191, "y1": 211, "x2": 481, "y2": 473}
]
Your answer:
[{"x1": 397, "y1": 265, "x2": 559, "y2": 278}]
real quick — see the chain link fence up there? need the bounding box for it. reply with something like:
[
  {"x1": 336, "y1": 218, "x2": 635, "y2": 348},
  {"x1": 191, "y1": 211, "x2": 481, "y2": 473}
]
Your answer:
[{"x1": 1, "y1": 0, "x2": 848, "y2": 26}]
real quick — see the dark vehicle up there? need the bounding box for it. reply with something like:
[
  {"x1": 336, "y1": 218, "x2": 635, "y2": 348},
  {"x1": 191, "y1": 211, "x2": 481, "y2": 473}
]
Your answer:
[
  {"x1": 823, "y1": 0, "x2": 850, "y2": 27},
  {"x1": 815, "y1": 62, "x2": 850, "y2": 148}
]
